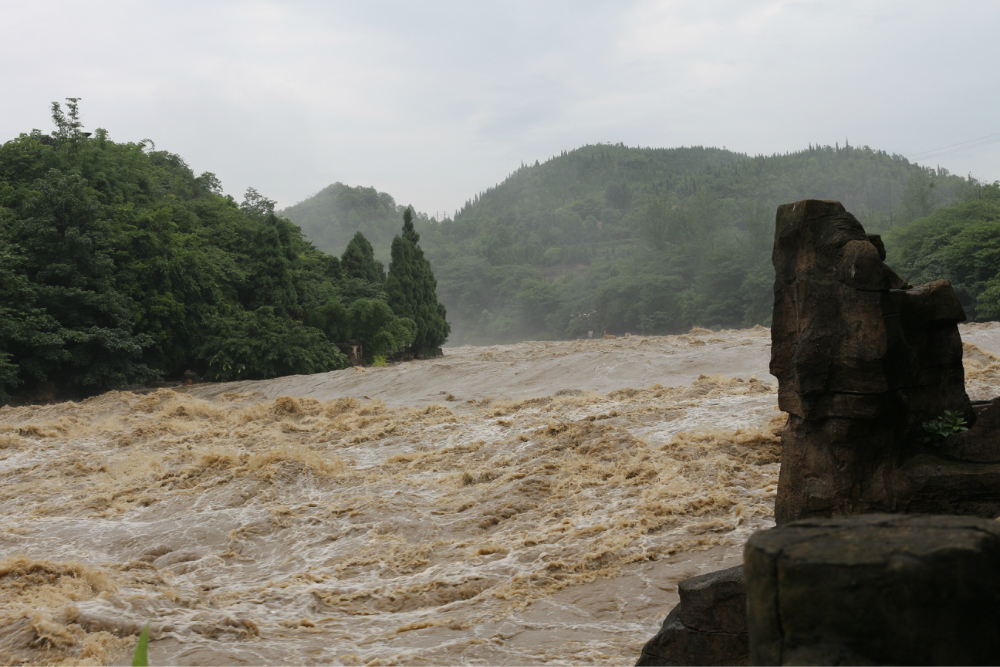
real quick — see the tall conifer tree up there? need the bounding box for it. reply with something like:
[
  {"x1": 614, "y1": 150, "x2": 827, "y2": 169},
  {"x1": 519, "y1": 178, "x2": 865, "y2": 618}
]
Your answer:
[
  {"x1": 341, "y1": 232, "x2": 383, "y2": 283},
  {"x1": 385, "y1": 208, "x2": 449, "y2": 353}
]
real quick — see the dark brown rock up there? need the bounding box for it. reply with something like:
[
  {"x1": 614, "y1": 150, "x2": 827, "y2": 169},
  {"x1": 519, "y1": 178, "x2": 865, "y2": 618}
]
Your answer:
[
  {"x1": 892, "y1": 453, "x2": 1000, "y2": 514},
  {"x1": 769, "y1": 200, "x2": 974, "y2": 523},
  {"x1": 636, "y1": 566, "x2": 748, "y2": 666},
  {"x1": 639, "y1": 200, "x2": 1000, "y2": 667},
  {"x1": 745, "y1": 514, "x2": 1000, "y2": 666},
  {"x1": 940, "y1": 396, "x2": 1000, "y2": 462},
  {"x1": 677, "y1": 565, "x2": 746, "y2": 633},
  {"x1": 865, "y1": 233, "x2": 887, "y2": 260}
]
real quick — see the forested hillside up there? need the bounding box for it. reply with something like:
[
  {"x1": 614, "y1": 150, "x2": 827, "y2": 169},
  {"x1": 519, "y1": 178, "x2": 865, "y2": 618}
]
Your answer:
[
  {"x1": 284, "y1": 142, "x2": 969, "y2": 344},
  {"x1": 0, "y1": 101, "x2": 446, "y2": 402},
  {"x1": 886, "y1": 179, "x2": 1000, "y2": 319},
  {"x1": 280, "y1": 182, "x2": 425, "y2": 263}
]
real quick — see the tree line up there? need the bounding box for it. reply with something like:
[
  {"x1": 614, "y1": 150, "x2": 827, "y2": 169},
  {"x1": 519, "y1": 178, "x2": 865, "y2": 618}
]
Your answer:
[
  {"x1": 885, "y1": 178, "x2": 1000, "y2": 319},
  {"x1": 284, "y1": 141, "x2": 971, "y2": 344},
  {"x1": 0, "y1": 100, "x2": 448, "y2": 402}
]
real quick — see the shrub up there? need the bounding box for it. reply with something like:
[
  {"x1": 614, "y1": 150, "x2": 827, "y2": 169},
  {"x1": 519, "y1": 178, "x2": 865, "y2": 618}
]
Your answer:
[{"x1": 922, "y1": 410, "x2": 969, "y2": 445}]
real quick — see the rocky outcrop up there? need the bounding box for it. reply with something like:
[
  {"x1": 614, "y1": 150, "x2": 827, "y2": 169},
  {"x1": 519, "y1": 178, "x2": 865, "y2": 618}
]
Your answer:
[
  {"x1": 637, "y1": 200, "x2": 1000, "y2": 666},
  {"x1": 636, "y1": 566, "x2": 748, "y2": 666},
  {"x1": 744, "y1": 514, "x2": 1000, "y2": 665},
  {"x1": 770, "y1": 199, "x2": 977, "y2": 523}
]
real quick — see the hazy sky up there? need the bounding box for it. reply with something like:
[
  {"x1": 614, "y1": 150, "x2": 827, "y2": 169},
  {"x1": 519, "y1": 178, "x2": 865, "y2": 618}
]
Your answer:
[{"x1": 2, "y1": 1, "x2": 998, "y2": 215}]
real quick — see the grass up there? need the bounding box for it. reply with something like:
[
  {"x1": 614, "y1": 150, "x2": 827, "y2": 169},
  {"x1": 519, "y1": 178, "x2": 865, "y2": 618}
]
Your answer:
[{"x1": 132, "y1": 621, "x2": 150, "y2": 666}]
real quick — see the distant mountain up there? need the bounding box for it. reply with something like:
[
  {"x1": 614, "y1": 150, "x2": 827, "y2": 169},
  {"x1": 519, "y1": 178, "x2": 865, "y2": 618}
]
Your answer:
[
  {"x1": 279, "y1": 182, "x2": 433, "y2": 263},
  {"x1": 283, "y1": 143, "x2": 970, "y2": 345}
]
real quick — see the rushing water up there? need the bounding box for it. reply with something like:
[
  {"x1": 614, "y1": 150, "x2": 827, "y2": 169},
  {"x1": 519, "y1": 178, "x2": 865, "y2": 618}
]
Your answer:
[{"x1": 3, "y1": 325, "x2": 999, "y2": 665}]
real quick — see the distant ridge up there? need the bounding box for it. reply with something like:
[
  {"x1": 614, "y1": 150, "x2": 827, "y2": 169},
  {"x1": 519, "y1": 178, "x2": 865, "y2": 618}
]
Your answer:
[{"x1": 283, "y1": 142, "x2": 970, "y2": 345}]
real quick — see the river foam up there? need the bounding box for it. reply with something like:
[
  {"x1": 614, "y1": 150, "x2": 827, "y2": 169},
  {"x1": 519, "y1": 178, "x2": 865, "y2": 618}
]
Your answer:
[{"x1": 2, "y1": 325, "x2": 996, "y2": 665}]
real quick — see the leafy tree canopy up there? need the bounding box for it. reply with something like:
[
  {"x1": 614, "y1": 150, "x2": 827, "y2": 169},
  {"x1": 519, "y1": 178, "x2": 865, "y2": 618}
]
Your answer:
[{"x1": 0, "y1": 100, "x2": 435, "y2": 402}]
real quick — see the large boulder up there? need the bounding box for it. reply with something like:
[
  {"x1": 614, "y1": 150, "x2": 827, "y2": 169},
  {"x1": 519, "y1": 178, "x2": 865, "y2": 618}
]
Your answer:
[
  {"x1": 744, "y1": 514, "x2": 1000, "y2": 665},
  {"x1": 636, "y1": 566, "x2": 748, "y2": 666},
  {"x1": 770, "y1": 199, "x2": 974, "y2": 523}
]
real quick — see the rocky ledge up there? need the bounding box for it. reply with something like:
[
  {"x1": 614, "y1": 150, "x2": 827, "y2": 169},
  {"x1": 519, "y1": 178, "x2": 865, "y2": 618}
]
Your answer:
[{"x1": 745, "y1": 514, "x2": 1000, "y2": 665}]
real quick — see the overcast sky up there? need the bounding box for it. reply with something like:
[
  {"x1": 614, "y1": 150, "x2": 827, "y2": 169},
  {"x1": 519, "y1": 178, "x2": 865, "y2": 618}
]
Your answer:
[{"x1": 2, "y1": 1, "x2": 998, "y2": 215}]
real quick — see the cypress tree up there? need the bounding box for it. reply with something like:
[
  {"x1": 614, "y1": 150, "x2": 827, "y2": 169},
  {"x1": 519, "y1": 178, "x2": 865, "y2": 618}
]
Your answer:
[
  {"x1": 341, "y1": 232, "x2": 383, "y2": 284},
  {"x1": 385, "y1": 208, "x2": 450, "y2": 354}
]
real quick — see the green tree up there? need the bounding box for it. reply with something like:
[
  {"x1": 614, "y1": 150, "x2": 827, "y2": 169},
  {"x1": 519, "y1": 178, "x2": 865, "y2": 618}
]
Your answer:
[
  {"x1": 345, "y1": 298, "x2": 416, "y2": 360},
  {"x1": 385, "y1": 207, "x2": 450, "y2": 353},
  {"x1": 0, "y1": 100, "x2": 419, "y2": 402},
  {"x1": 198, "y1": 307, "x2": 347, "y2": 381},
  {"x1": 50, "y1": 97, "x2": 86, "y2": 145},
  {"x1": 605, "y1": 182, "x2": 632, "y2": 210},
  {"x1": 2, "y1": 169, "x2": 155, "y2": 392},
  {"x1": 288, "y1": 143, "x2": 966, "y2": 343},
  {"x1": 900, "y1": 170, "x2": 938, "y2": 225},
  {"x1": 279, "y1": 182, "x2": 403, "y2": 260},
  {"x1": 341, "y1": 231, "x2": 384, "y2": 284},
  {"x1": 885, "y1": 196, "x2": 1000, "y2": 316}
]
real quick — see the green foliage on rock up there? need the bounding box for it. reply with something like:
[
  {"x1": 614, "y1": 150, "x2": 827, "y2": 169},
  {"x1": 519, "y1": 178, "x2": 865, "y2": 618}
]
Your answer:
[{"x1": 922, "y1": 410, "x2": 970, "y2": 445}]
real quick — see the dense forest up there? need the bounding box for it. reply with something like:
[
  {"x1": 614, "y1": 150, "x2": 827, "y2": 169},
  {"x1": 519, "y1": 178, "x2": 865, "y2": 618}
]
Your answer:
[
  {"x1": 283, "y1": 142, "x2": 975, "y2": 344},
  {"x1": 885, "y1": 180, "x2": 1000, "y2": 319},
  {"x1": 0, "y1": 101, "x2": 448, "y2": 402}
]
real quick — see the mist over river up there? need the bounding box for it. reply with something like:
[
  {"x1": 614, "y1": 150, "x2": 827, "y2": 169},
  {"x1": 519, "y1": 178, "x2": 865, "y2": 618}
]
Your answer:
[{"x1": 4, "y1": 324, "x2": 1000, "y2": 665}]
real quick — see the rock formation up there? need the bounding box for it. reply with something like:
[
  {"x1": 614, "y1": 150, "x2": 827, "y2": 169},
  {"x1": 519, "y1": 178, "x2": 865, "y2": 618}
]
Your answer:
[
  {"x1": 744, "y1": 514, "x2": 1000, "y2": 665},
  {"x1": 769, "y1": 199, "x2": 996, "y2": 522},
  {"x1": 636, "y1": 566, "x2": 748, "y2": 666},
  {"x1": 636, "y1": 199, "x2": 1000, "y2": 666}
]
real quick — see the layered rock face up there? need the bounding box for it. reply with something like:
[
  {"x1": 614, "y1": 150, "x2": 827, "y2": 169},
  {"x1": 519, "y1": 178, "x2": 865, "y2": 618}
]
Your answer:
[
  {"x1": 770, "y1": 199, "x2": 973, "y2": 522},
  {"x1": 636, "y1": 200, "x2": 1000, "y2": 666},
  {"x1": 745, "y1": 514, "x2": 1000, "y2": 665}
]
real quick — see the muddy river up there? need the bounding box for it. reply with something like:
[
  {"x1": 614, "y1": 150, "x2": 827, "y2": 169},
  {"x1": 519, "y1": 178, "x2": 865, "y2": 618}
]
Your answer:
[{"x1": 3, "y1": 324, "x2": 999, "y2": 665}]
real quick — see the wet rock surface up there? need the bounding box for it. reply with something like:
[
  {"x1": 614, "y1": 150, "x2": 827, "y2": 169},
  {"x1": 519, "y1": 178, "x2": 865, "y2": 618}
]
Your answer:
[
  {"x1": 941, "y1": 396, "x2": 1000, "y2": 462},
  {"x1": 893, "y1": 453, "x2": 1000, "y2": 515},
  {"x1": 769, "y1": 199, "x2": 984, "y2": 522},
  {"x1": 744, "y1": 514, "x2": 1000, "y2": 666},
  {"x1": 636, "y1": 566, "x2": 747, "y2": 666},
  {"x1": 636, "y1": 200, "x2": 1000, "y2": 667}
]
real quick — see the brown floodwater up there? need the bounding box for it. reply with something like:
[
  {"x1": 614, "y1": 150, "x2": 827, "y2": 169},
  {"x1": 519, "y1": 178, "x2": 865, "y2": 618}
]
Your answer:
[{"x1": 2, "y1": 324, "x2": 999, "y2": 665}]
